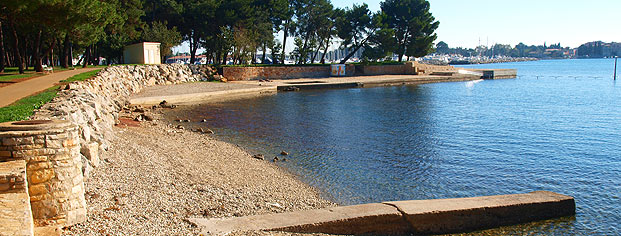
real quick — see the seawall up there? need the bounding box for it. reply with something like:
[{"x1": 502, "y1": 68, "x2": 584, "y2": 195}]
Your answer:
[{"x1": 222, "y1": 62, "x2": 482, "y2": 81}]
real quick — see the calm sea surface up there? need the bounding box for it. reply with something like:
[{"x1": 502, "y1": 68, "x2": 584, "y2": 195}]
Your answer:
[{"x1": 168, "y1": 59, "x2": 620, "y2": 235}]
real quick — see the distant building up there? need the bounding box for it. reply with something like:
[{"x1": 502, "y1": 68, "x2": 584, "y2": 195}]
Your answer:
[{"x1": 123, "y1": 42, "x2": 161, "y2": 64}]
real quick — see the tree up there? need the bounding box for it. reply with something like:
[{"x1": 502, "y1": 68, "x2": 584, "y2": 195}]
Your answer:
[
  {"x1": 1, "y1": 0, "x2": 28, "y2": 73},
  {"x1": 0, "y1": 22, "x2": 5, "y2": 72},
  {"x1": 381, "y1": 0, "x2": 439, "y2": 61},
  {"x1": 362, "y1": 11, "x2": 397, "y2": 61},
  {"x1": 293, "y1": 0, "x2": 333, "y2": 64},
  {"x1": 278, "y1": 0, "x2": 295, "y2": 64},
  {"x1": 141, "y1": 21, "x2": 182, "y2": 61},
  {"x1": 436, "y1": 41, "x2": 448, "y2": 54},
  {"x1": 270, "y1": 39, "x2": 282, "y2": 64},
  {"x1": 335, "y1": 3, "x2": 375, "y2": 64},
  {"x1": 315, "y1": 3, "x2": 339, "y2": 64},
  {"x1": 97, "y1": 0, "x2": 145, "y2": 65}
]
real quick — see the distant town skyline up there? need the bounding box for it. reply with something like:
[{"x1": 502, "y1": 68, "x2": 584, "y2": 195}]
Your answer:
[{"x1": 333, "y1": 0, "x2": 621, "y2": 49}]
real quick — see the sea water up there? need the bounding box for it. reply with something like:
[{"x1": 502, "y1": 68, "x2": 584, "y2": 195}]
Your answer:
[{"x1": 169, "y1": 59, "x2": 620, "y2": 235}]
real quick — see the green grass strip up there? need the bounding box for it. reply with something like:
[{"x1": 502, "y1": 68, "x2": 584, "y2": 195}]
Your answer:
[
  {"x1": 0, "y1": 68, "x2": 104, "y2": 123},
  {"x1": 0, "y1": 73, "x2": 39, "y2": 82},
  {"x1": 60, "y1": 69, "x2": 102, "y2": 83},
  {"x1": 0, "y1": 86, "x2": 60, "y2": 123}
]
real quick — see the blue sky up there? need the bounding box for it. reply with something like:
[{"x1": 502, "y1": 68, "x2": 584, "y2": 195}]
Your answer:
[{"x1": 333, "y1": 0, "x2": 621, "y2": 48}]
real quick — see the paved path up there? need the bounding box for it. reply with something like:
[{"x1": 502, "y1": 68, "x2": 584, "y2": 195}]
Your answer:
[{"x1": 0, "y1": 68, "x2": 100, "y2": 107}]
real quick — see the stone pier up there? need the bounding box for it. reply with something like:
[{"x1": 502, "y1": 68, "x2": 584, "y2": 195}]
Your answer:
[{"x1": 0, "y1": 120, "x2": 86, "y2": 228}]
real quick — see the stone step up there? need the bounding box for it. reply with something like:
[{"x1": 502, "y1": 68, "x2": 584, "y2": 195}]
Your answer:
[
  {"x1": 0, "y1": 160, "x2": 34, "y2": 236},
  {"x1": 189, "y1": 191, "x2": 575, "y2": 235}
]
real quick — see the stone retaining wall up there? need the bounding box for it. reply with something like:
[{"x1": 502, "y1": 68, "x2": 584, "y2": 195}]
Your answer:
[
  {"x1": 0, "y1": 120, "x2": 86, "y2": 228},
  {"x1": 407, "y1": 61, "x2": 458, "y2": 75},
  {"x1": 0, "y1": 160, "x2": 33, "y2": 236},
  {"x1": 222, "y1": 62, "x2": 457, "y2": 80},
  {"x1": 359, "y1": 64, "x2": 407, "y2": 75},
  {"x1": 223, "y1": 66, "x2": 332, "y2": 81}
]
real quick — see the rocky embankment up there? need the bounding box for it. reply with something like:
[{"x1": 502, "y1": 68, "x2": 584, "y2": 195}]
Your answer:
[{"x1": 31, "y1": 64, "x2": 221, "y2": 178}]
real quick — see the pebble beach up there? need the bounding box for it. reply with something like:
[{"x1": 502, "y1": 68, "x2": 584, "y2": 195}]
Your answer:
[{"x1": 63, "y1": 110, "x2": 335, "y2": 235}]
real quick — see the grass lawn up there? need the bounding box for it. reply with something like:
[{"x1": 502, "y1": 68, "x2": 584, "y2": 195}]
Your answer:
[
  {"x1": 0, "y1": 73, "x2": 41, "y2": 82},
  {"x1": 0, "y1": 68, "x2": 105, "y2": 123},
  {"x1": 0, "y1": 86, "x2": 60, "y2": 123},
  {"x1": 61, "y1": 69, "x2": 102, "y2": 82},
  {"x1": 0, "y1": 65, "x2": 105, "y2": 82},
  {"x1": 0, "y1": 67, "x2": 40, "y2": 82}
]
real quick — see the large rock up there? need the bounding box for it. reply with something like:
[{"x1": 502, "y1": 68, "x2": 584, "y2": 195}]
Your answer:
[{"x1": 80, "y1": 142, "x2": 101, "y2": 167}]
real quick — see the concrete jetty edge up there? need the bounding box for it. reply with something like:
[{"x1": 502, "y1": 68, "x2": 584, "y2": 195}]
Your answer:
[
  {"x1": 129, "y1": 86, "x2": 277, "y2": 105},
  {"x1": 130, "y1": 71, "x2": 514, "y2": 105},
  {"x1": 189, "y1": 191, "x2": 575, "y2": 235}
]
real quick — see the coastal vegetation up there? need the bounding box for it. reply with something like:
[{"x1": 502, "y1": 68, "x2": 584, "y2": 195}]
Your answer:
[
  {"x1": 435, "y1": 40, "x2": 621, "y2": 60},
  {"x1": 0, "y1": 0, "x2": 439, "y2": 73}
]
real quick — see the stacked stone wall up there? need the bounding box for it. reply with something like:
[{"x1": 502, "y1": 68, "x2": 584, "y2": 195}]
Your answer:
[
  {"x1": 406, "y1": 62, "x2": 457, "y2": 75},
  {"x1": 0, "y1": 160, "x2": 33, "y2": 236},
  {"x1": 360, "y1": 64, "x2": 407, "y2": 75},
  {"x1": 222, "y1": 66, "x2": 332, "y2": 81},
  {"x1": 222, "y1": 63, "x2": 457, "y2": 80},
  {"x1": 0, "y1": 120, "x2": 85, "y2": 227}
]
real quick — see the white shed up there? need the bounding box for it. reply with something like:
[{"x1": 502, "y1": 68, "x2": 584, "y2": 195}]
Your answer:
[{"x1": 123, "y1": 42, "x2": 161, "y2": 64}]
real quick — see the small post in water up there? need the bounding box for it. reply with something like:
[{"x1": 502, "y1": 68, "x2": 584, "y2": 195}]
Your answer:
[{"x1": 614, "y1": 56, "x2": 618, "y2": 80}]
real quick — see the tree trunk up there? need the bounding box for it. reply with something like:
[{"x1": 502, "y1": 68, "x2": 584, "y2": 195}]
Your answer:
[
  {"x1": 311, "y1": 39, "x2": 323, "y2": 64},
  {"x1": 6, "y1": 50, "x2": 12, "y2": 67},
  {"x1": 298, "y1": 32, "x2": 310, "y2": 64},
  {"x1": 320, "y1": 39, "x2": 330, "y2": 64},
  {"x1": 281, "y1": 23, "x2": 288, "y2": 64},
  {"x1": 0, "y1": 21, "x2": 5, "y2": 73},
  {"x1": 82, "y1": 46, "x2": 90, "y2": 68},
  {"x1": 22, "y1": 39, "x2": 28, "y2": 70},
  {"x1": 93, "y1": 44, "x2": 99, "y2": 65},
  {"x1": 189, "y1": 32, "x2": 199, "y2": 64},
  {"x1": 339, "y1": 37, "x2": 370, "y2": 64},
  {"x1": 33, "y1": 30, "x2": 43, "y2": 72},
  {"x1": 261, "y1": 42, "x2": 267, "y2": 64},
  {"x1": 8, "y1": 20, "x2": 24, "y2": 74},
  {"x1": 189, "y1": 37, "x2": 196, "y2": 64},
  {"x1": 61, "y1": 34, "x2": 70, "y2": 68},
  {"x1": 215, "y1": 51, "x2": 221, "y2": 65}
]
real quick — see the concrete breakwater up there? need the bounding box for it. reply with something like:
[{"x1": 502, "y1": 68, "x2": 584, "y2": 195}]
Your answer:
[
  {"x1": 191, "y1": 191, "x2": 575, "y2": 235},
  {"x1": 1, "y1": 63, "x2": 569, "y2": 235}
]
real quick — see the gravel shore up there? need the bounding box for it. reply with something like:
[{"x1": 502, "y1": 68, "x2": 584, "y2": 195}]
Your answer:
[{"x1": 63, "y1": 110, "x2": 335, "y2": 235}]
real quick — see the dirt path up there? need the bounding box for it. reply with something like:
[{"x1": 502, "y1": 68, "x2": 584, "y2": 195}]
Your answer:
[{"x1": 0, "y1": 68, "x2": 100, "y2": 107}]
